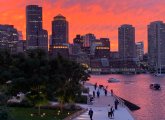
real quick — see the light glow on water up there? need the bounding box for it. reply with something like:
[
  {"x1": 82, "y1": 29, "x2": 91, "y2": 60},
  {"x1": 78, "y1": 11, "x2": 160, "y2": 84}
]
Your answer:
[{"x1": 89, "y1": 74, "x2": 165, "y2": 120}]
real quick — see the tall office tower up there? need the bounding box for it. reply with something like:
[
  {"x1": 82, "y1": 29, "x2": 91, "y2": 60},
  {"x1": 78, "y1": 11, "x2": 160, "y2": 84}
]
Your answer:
[
  {"x1": 148, "y1": 21, "x2": 165, "y2": 69},
  {"x1": 26, "y1": 5, "x2": 42, "y2": 49},
  {"x1": 83, "y1": 33, "x2": 96, "y2": 47},
  {"x1": 52, "y1": 14, "x2": 68, "y2": 45},
  {"x1": 136, "y1": 41, "x2": 144, "y2": 61},
  {"x1": 118, "y1": 24, "x2": 136, "y2": 61},
  {"x1": 39, "y1": 29, "x2": 48, "y2": 51}
]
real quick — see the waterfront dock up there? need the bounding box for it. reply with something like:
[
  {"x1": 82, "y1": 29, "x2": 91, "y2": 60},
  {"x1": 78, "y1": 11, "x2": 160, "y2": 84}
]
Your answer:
[{"x1": 74, "y1": 83, "x2": 135, "y2": 120}]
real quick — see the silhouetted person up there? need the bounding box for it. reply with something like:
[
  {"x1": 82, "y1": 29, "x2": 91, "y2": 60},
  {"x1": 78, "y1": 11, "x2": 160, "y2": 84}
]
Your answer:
[
  {"x1": 115, "y1": 99, "x2": 119, "y2": 110},
  {"x1": 111, "y1": 89, "x2": 113, "y2": 96},
  {"x1": 97, "y1": 90, "x2": 100, "y2": 98},
  {"x1": 104, "y1": 89, "x2": 107, "y2": 96},
  {"x1": 111, "y1": 106, "x2": 114, "y2": 118},
  {"x1": 88, "y1": 108, "x2": 93, "y2": 120},
  {"x1": 94, "y1": 83, "x2": 97, "y2": 90},
  {"x1": 93, "y1": 91, "x2": 95, "y2": 98},
  {"x1": 107, "y1": 104, "x2": 111, "y2": 118},
  {"x1": 90, "y1": 96, "x2": 93, "y2": 103}
]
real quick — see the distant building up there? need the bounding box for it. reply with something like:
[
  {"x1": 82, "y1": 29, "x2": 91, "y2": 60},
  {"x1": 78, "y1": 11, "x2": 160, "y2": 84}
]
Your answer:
[
  {"x1": 90, "y1": 58, "x2": 110, "y2": 74},
  {"x1": 118, "y1": 24, "x2": 136, "y2": 61},
  {"x1": 0, "y1": 25, "x2": 19, "y2": 42},
  {"x1": 109, "y1": 60, "x2": 138, "y2": 74},
  {"x1": 52, "y1": 14, "x2": 68, "y2": 45},
  {"x1": 69, "y1": 44, "x2": 82, "y2": 55},
  {"x1": 18, "y1": 31, "x2": 23, "y2": 40},
  {"x1": 83, "y1": 33, "x2": 96, "y2": 47},
  {"x1": 26, "y1": 5, "x2": 42, "y2": 48},
  {"x1": 136, "y1": 42, "x2": 144, "y2": 61},
  {"x1": 0, "y1": 25, "x2": 19, "y2": 53},
  {"x1": 16, "y1": 40, "x2": 27, "y2": 53},
  {"x1": 95, "y1": 46, "x2": 110, "y2": 58},
  {"x1": 148, "y1": 21, "x2": 165, "y2": 69},
  {"x1": 100, "y1": 38, "x2": 110, "y2": 48},
  {"x1": 73, "y1": 34, "x2": 84, "y2": 48},
  {"x1": 49, "y1": 44, "x2": 69, "y2": 58},
  {"x1": 110, "y1": 51, "x2": 120, "y2": 60},
  {"x1": 38, "y1": 29, "x2": 48, "y2": 52},
  {"x1": 90, "y1": 39, "x2": 103, "y2": 55}
]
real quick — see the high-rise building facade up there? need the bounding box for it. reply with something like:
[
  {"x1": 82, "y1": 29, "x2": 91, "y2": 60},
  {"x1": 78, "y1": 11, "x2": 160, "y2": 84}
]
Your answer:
[
  {"x1": 26, "y1": 5, "x2": 48, "y2": 51},
  {"x1": 0, "y1": 25, "x2": 19, "y2": 42},
  {"x1": 0, "y1": 25, "x2": 19, "y2": 53},
  {"x1": 100, "y1": 38, "x2": 110, "y2": 48},
  {"x1": 118, "y1": 24, "x2": 136, "y2": 61},
  {"x1": 73, "y1": 34, "x2": 84, "y2": 48},
  {"x1": 26, "y1": 5, "x2": 42, "y2": 48},
  {"x1": 83, "y1": 33, "x2": 96, "y2": 47},
  {"x1": 136, "y1": 42, "x2": 144, "y2": 61},
  {"x1": 38, "y1": 29, "x2": 48, "y2": 51},
  {"x1": 148, "y1": 21, "x2": 165, "y2": 69},
  {"x1": 52, "y1": 14, "x2": 68, "y2": 45}
]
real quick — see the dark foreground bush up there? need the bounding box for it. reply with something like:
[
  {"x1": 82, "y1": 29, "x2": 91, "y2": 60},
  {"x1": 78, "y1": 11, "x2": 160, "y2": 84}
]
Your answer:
[
  {"x1": 75, "y1": 95, "x2": 87, "y2": 104},
  {"x1": 7, "y1": 100, "x2": 33, "y2": 108}
]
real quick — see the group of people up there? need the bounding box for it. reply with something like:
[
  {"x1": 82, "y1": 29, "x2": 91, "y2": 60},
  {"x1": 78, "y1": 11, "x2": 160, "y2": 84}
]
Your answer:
[
  {"x1": 87, "y1": 83, "x2": 120, "y2": 119},
  {"x1": 107, "y1": 104, "x2": 114, "y2": 119},
  {"x1": 93, "y1": 83, "x2": 113, "y2": 97},
  {"x1": 88, "y1": 101, "x2": 119, "y2": 120}
]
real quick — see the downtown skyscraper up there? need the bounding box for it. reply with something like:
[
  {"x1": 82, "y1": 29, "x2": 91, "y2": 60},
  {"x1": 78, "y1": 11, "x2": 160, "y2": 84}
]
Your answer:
[
  {"x1": 26, "y1": 5, "x2": 48, "y2": 51},
  {"x1": 148, "y1": 21, "x2": 165, "y2": 70},
  {"x1": 52, "y1": 14, "x2": 68, "y2": 45},
  {"x1": 118, "y1": 24, "x2": 136, "y2": 61},
  {"x1": 136, "y1": 42, "x2": 144, "y2": 61}
]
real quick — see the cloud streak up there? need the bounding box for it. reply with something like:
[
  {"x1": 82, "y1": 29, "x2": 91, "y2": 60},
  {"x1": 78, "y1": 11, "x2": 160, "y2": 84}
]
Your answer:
[{"x1": 0, "y1": 0, "x2": 165, "y2": 52}]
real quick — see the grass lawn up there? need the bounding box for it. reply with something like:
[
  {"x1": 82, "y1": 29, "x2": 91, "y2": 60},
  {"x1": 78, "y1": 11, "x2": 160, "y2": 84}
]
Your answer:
[{"x1": 9, "y1": 107, "x2": 76, "y2": 120}]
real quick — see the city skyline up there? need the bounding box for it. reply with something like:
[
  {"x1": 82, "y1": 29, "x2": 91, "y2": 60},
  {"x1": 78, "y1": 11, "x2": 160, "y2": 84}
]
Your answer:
[{"x1": 1, "y1": 0, "x2": 165, "y2": 52}]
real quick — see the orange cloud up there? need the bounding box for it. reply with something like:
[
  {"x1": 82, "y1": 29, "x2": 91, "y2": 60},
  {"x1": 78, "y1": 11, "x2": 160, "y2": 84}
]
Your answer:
[{"x1": 0, "y1": 0, "x2": 165, "y2": 52}]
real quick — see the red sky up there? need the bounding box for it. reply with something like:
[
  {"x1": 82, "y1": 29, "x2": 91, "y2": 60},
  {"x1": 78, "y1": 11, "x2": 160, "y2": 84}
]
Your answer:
[{"x1": 0, "y1": 0, "x2": 165, "y2": 52}]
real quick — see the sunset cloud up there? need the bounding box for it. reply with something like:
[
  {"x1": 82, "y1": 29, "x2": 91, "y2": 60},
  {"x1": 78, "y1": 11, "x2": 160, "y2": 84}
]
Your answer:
[{"x1": 0, "y1": 0, "x2": 165, "y2": 52}]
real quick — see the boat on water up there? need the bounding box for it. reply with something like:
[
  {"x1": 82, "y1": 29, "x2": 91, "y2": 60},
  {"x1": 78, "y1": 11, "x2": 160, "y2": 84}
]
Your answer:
[
  {"x1": 108, "y1": 78, "x2": 120, "y2": 83},
  {"x1": 150, "y1": 83, "x2": 161, "y2": 90}
]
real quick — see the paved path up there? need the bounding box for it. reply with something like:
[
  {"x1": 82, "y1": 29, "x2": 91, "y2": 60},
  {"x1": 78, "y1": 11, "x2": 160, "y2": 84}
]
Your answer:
[{"x1": 74, "y1": 83, "x2": 135, "y2": 120}]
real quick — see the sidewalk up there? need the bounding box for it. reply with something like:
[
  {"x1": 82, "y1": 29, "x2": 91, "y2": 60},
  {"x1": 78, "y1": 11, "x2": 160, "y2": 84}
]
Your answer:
[{"x1": 74, "y1": 83, "x2": 135, "y2": 120}]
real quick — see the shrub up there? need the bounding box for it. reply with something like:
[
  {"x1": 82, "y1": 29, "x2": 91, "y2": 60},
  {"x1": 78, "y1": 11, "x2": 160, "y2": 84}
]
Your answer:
[
  {"x1": 75, "y1": 95, "x2": 87, "y2": 104},
  {"x1": 7, "y1": 99, "x2": 33, "y2": 108}
]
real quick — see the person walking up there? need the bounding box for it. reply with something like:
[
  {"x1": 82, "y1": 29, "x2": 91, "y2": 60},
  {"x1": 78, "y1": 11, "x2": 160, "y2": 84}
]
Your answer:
[
  {"x1": 111, "y1": 106, "x2": 114, "y2": 118},
  {"x1": 94, "y1": 83, "x2": 97, "y2": 90},
  {"x1": 107, "y1": 104, "x2": 111, "y2": 118},
  {"x1": 93, "y1": 91, "x2": 95, "y2": 98},
  {"x1": 104, "y1": 89, "x2": 107, "y2": 96},
  {"x1": 115, "y1": 99, "x2": 119, "y2": 110},
  {"x1": 97, "y1": 90, "x2": 100, "y2": 98},
  {"x1": 111, "y1": 89, "x2": 113, "y2": 96},
  {"x1": 88, "y1": 108, "x2": 93, "y2": 120}
]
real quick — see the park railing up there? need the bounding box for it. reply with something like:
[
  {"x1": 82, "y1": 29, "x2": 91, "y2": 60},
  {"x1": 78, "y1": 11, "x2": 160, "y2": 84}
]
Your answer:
[
  {"x1": 113, "y1": 94, "x2": 125, "y2": 107},
  {"x1": 113, "y1": 94, "x2": 136, "y2": 120}
]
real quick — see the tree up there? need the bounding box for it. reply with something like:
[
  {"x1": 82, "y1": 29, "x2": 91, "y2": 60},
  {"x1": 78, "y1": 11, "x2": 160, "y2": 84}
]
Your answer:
[
  {"x1": 48, "y1": 55, "x2": 90, "y2": 111},
  {"x1": 11, "y1": 49, "x2": 49, "y2": 115}
]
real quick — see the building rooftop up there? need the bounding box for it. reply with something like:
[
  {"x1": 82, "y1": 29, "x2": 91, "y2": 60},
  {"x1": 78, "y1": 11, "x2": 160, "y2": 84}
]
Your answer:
[{"x1": 54, "y1": 14, "x2": 66, "y2": 20}]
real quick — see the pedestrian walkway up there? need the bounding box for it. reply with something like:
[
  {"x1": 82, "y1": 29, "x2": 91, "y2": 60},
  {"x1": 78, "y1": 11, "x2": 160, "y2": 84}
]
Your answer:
[{"x1": 74, "y1": 83, "x2": 135, "y2": 120}]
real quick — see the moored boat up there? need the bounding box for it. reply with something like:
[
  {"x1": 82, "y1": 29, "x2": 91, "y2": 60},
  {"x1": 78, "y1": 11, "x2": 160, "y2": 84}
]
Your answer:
[
  {"x1": 108, "y1": 78, "x2": 120, "y2": 83},
  {"x1": 150, "y1": 83, "x2": 161, "y2": 90}
]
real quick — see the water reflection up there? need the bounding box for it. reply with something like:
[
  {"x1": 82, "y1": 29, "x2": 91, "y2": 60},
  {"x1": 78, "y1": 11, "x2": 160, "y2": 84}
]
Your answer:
[{"x1": 89, "y1": 74, "x2": 165, "y2": 120}]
